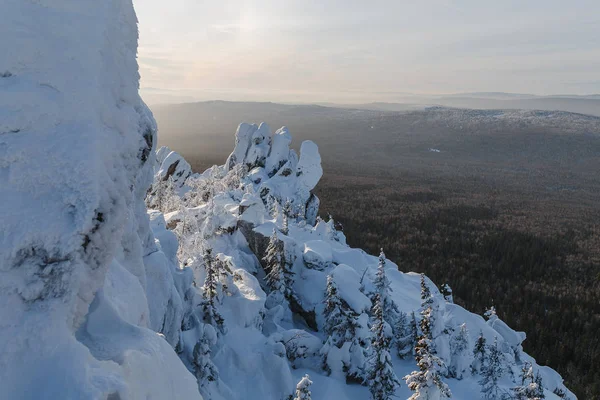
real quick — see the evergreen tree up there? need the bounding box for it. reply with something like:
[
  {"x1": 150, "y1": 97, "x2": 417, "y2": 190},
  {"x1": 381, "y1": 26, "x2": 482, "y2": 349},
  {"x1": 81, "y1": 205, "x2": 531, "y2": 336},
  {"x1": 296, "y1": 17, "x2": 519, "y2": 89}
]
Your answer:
[
  {"x1": 192, "y1": 324, "x2": 219, "y2": 388},
  {"x1": 410, "y1": 312, "x2": 419, "y2": 356},
  {"x1": 294, "y1": 374, "x2": 313, "y2": 400},
  {"x1": 534, "y1": 372, "x2": 545, "y2": 399},
  {"x1": 263, "y1": 229, "x2": 286, "y2": 303},
  {"x1": 368, "y1": 294, "x2": 401, "y2": 400},
  {"x1": 202, "y1": 248, "x2": 225, "y2": 332},
  {"x1": 282, "y1": 198, "x2": 293, "y2": 235},
  {"x1": 512, "y1": 362, "x2": 537, "y2": 400},
  {"x1": 472, "y1": 330, "x2": 487, "y2": 374},
  {"x1": 449, "y1": 323, "x2": 472, "y2": 379},
  {"x1": 395, "y1": 311, "x2": 413, "y2": 359},
  {"x1": 373, "y1": 249, "x2": 400, "y2": 342},
  {"x1": 322, "y1": 274, "x2": 368, "y2": 382},
  {"x1": 404, "y1": 279, "x2": 451, "y2": 399},
  {"x1": 263, "y1": 228, "x2": 295, "y2": 302},
  {"x1": 441, "y1": 283, "x2": 453, "y2": 303},
  {"x1": 484, "y1": 305, "x2": 497, "y2": 322},
  {"x1": 480, "y1": 337, "x2": 506, "y2": 399},
  {"x1": 420, "y1": 274, "x2": 433, "y2": 306}
]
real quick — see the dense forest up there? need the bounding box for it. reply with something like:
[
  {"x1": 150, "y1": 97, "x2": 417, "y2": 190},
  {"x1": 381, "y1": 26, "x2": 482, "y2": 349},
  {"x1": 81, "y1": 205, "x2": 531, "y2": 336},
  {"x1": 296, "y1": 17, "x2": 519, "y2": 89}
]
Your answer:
[
  {"x1": 314, "y1": 172, "x2": 600, "y2": 398},
  {"x1": 155, "y1": 101, "x2": 600, "y2": 398}
]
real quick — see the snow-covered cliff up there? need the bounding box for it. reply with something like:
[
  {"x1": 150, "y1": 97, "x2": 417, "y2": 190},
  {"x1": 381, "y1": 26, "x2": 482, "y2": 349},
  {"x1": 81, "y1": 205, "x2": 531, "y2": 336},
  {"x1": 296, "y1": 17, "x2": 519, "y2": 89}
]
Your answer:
[{"x1": 0, "y1": 1, "x2": 200, "y2": 399}]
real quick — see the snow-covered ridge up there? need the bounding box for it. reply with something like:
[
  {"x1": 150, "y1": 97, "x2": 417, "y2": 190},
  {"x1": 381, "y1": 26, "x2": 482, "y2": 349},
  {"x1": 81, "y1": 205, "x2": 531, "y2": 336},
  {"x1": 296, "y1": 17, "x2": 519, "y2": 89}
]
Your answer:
[{"x1": 146, "y1": 122, "x2": 575, "y2": 400}]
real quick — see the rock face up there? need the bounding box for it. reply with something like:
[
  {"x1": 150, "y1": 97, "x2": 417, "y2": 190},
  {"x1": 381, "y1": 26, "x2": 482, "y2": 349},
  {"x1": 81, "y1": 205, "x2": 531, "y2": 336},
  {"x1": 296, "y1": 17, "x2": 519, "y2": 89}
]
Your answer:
[
  {"x1": 0, "y1": 1, "x2": 200, "y2": 399},
  {"x1": 225, "y1": 122, "x2": 323, "y2": 220},
  {"x1": 155, "y1": 146, "x2": 192, "y2": 186}
]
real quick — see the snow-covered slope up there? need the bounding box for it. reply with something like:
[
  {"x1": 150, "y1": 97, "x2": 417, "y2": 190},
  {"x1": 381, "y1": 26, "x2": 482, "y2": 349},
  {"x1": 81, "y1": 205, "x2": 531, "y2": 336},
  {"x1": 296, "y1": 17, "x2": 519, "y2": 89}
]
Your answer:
[
  {"x1": 146, "y1": 123, "x2": 576, "y2": 400},
  {"x1": 0, "y1": 1, "x2": 200, "y2": 399}
]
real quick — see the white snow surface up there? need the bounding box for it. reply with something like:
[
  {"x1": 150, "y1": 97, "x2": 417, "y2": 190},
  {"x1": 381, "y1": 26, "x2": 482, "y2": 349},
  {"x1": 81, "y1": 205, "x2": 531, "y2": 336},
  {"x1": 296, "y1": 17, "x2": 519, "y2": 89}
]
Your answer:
[{"x1": 0, "y1": 1, "x2": 200, "y2": 399}]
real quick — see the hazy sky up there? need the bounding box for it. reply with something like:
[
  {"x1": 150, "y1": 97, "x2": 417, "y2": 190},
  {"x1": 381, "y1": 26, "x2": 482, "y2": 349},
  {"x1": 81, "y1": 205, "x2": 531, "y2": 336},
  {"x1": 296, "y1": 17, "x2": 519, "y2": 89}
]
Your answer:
[{"x1": 134, "y1": 0, "x2": 600, "y2": 104}]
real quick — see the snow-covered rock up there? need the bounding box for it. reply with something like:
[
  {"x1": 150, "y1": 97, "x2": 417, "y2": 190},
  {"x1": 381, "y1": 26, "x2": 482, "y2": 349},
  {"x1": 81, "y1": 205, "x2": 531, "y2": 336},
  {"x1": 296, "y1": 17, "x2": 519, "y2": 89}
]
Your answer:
[
  {"x1": 303, "y1": 240, "x2": 333, "y2": 269},
  {"x1": 155, "y1": 146, "x2": 192, "y2": 186},
  {"x1": 0, "y1": 1, "x2": 200, "y2": 399}
]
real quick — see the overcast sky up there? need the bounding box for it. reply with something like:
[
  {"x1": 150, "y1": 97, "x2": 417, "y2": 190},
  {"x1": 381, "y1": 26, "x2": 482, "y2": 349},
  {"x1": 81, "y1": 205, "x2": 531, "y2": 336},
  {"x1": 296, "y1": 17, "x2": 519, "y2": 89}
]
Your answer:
[{"x1": 134, "y1": 0, "x2": 600, "y2": 104}]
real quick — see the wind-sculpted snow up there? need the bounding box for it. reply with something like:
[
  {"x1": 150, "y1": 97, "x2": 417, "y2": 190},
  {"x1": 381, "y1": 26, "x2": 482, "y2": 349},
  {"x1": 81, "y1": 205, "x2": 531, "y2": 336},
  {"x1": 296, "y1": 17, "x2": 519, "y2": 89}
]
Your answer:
[
  {"x1": 147, "y1": 125, "x2": 575, "y2": 400},
  {"x1": 0, "y1": 1, "x2": 200, "y2": 399}
]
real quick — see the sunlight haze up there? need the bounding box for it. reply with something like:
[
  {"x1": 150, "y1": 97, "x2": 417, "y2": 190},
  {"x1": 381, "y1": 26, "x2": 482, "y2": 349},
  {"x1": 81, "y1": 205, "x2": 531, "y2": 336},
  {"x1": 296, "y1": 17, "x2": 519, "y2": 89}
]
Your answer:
[{"x1": 134, "y1": 0, "x2": 600, "y2": 104}]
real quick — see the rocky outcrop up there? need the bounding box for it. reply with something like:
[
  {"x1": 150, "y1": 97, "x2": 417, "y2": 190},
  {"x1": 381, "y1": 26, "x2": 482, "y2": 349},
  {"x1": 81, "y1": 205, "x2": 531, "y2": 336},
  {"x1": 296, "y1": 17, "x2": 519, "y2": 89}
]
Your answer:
[
  {"x1": 225, "y1": 122, "x2": 323, "y2": 221},
  {"x1": 155, "y1": 146, "x2": 192, "y2": 186}
]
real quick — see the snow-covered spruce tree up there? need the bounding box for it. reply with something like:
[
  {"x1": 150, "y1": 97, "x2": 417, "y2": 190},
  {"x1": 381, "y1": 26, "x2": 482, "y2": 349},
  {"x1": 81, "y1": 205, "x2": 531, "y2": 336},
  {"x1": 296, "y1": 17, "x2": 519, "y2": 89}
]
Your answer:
[
  {"x1": 404, "y1": 276, "x2": 451, "y2": 399},
  {"x1": 441, "y1": 283, "x2": 453, "y2": 303},
  {"x1": 321, "y1": 274, "x2": 368, "y2": 382},
  {"x1": 192, "y1": 324, "x2": 219, "y2": 389},
  {"x1": 202, "y1": 248, "x2": 225, "y2": 332},
  {"x1": 368, "y1": 294, "x2": 401, "y2": 400},
  {"x1": 264, "y1": 229, "x2": 287, "y2": 305},
  {"x1": 512, "y1": 362, "x2": 537, "y2": 400},
  {"x1": 282, "y1": 198, "x2": 293, "y2": 235},
  {"x1": 294, "y1": 374, "x2": 313, "y2": 400},
  {"x1": 479, "y1": 336, "x2": 506, "y2": 399},
  {"x1": 372, "y1": 249, "x2": 400, "y2": 340},
  {"x1": 396, "y1": 311, "x2": 413, "y2": 359},
  {"x1": 263, "y1": 229, "x2": 295, "y2": 304},
  {"x1": 411, "y1": 312, "x2": 419, "y2": 356},
  {"x1": 472, "y1": 330, "x2": 487, "y2": 374},
  {"x1": 534, "y1": 372, "x2": 545, "y2": 399},
  {"x1": 449, "y1": 323, "x2": 472, "y2": 379},
  {"x1": 484, "y1": 305, "x2": 497, "y2": 322}
]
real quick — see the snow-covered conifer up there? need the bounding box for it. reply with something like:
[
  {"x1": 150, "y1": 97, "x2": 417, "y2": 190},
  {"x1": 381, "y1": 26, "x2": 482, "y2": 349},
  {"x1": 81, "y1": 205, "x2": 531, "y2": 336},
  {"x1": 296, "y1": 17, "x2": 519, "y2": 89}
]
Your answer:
[
  {"x1": 420, "y1": 274, "x2": 433, "y2": 307},
  {"x1": 202, "y1": 248, "x2": 225, "y2": 332},
  {"x1": 441, "y1": 283, "x2": 453, "y2": 303},
  {"x1": 449, "y1": 323, "x2": 472, "y2": 379},
  {"x1": 484, "y1": 305, "x2": 497, "y2": 321},
  {"x1": 534, "y1": 372, "x2": 545, "y2": 399},
  {"x1": 373, "y1": 249, "x2": 400, "y2": 341},
  {"x1": 294, "y1": 374, "x2": 313, "y2": 400},
  {"x1": 512, "y1": 362, "x2": 537, "y2": 400},
  {"x1": 396, "y1": 311, "x2": 413, "y2": 359},
  {"x1": 368, "y1": 294, "x2": 401, "y2": 400},
  {"x1": 263, "y1": 229, "x2": 295, "y2": 303},
  {"x1": 282, "y1": 198, "x2": 293, "y2": 235},
  {"x1": 263, "y1": 229, "x2": 286, "y2": 300},
  {"x1": 404, "y1": 282, "x2": 451, "y2": 399},
  {"x1": 480, "y1": 336, "x2": 506, "y2": 399},
  {"x1": 472, "y1": 330, "x2": 487, "y2": 374},
  {"x1": 411, "y1": 312, "x2": 419, "y2": 355},
  {"x1": 192, "y1": 324, "x2": 219, "y2": 388},
  {"x1": 322, "y1": 274, "x2": 368, "y2": 382}
]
